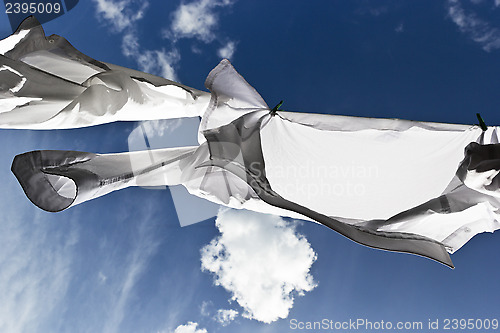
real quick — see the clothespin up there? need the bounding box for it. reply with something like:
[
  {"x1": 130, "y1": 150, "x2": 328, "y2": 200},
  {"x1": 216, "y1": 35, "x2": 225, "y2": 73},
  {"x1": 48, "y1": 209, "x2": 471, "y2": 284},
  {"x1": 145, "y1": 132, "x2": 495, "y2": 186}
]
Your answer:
[
  {"x1": 270, "y1": 100, "x2": 284, "y2": 116},
  {"x1": 476, "y1": 113, "x2": 487, "y2": 131}
]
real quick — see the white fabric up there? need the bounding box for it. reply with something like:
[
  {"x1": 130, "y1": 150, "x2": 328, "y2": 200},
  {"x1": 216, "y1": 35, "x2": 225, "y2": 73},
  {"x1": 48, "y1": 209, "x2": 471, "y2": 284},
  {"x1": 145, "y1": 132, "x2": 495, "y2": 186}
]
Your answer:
[
  {"x1": 261, "y1": 118, "x2": 481, "y2": 220},
  {"x1": 0, "y1": 29, "x2": 29, "y2": 55},
  {"x1": 5, "y1": 18, "x2": 500, "y2": 267}
]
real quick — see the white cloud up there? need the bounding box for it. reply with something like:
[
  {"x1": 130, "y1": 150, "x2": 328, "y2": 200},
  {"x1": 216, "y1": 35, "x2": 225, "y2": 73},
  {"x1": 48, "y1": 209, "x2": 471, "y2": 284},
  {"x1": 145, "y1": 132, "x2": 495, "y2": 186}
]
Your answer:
[
  {"x1": 447, "y1": 0, "x2": 500, "y2": 51},
  {"x1": 395, "y1": 23, "x2": 404, "y2": 33},
  {"x1": 200, "y1": 301, "x2": 212, "y2": 317},
  {"x1": 496, "y1": 0, "x2": 500, "y2": 6},
  {"x1": 171, "y1": 0, "x2": 217, "y2": 42},
  {"x1": 201, "y1": 208, "x2": 317, "y2": 324},
  {"x1": 94, "y1": 0, "x2": 238, "y2": 80},
  {"x1": 191, "y1": 44, "x2": 203, "y2": 54},
  {"x1": 93, "y1": 0, "x2": 180, "y2": 80},
  {"x1": 169, "y1": 0, "x2": 234, "y2": 43},
  {"x1": 122, "y1": 32, "x2": 180, "y2": 81},
  {"x1": 214, "y1": 309, "x2": 238, "y2": 326},
  {"x1": 121, "y1": 31, "x2": 140, "y2": 57},
  {"x1": 93, "y1": 0, "x2": 148, "y2": 32},
  {"x1": 217, "y1": 41, "x2": 236, "y2": 60},
  {"x1": 173, "y1": 322, "x2": 207, "y2": 333}
]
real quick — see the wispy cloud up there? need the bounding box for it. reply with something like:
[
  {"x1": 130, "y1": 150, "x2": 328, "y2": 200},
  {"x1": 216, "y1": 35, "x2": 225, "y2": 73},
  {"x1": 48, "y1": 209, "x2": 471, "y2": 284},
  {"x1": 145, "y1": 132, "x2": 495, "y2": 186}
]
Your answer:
[
  {"x1": 0, "y1": 200, "x2": 78, "y2": 333},
  {"x1": 122, "y1": 32, "x2": 181, "y2": 81},
  {"x1": 447, "y1": 0, "x2": 500, "y2": 51},
  {"x1": 173, "y1": 321, "x2": 207, "y2": 333},
  {"x1": 200, "y1": 301, "x2": 212, "y2": 317},
  {"x1": 214, "y1": 309, "x2": 238, "y2": 326},
  {"x1": 201, "y1": 208, "x2": 317, "y2": 324},
  {"x1": 98, "y1": 271, "x2": 108, "y2": 283},
  {"x1": 102, "y1": 202, "x2": 161, "y2": 333},
  {"x1": 355, "y1": 4, "x2": 389, "y2": 17},
  {"x1": 217, "y1": 41, "x2": 236, "y2": 60}
]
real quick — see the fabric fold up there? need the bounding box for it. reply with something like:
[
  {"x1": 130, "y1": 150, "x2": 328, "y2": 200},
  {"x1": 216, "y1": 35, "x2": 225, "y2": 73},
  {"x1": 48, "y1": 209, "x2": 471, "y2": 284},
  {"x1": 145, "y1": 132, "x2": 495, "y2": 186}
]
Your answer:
[
  {"x1": 12, "y1": 147, "x2": 200, "y2": 212},
  {"x1": 0, "y1": 16, "x2": 210, "y2": 129}
]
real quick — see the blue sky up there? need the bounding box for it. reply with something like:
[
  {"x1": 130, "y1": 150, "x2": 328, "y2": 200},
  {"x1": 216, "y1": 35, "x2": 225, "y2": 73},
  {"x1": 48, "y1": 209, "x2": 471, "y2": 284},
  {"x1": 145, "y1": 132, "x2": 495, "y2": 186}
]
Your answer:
[{"x1": 1, "y1": 1, "x2": 500, "y2": 332}]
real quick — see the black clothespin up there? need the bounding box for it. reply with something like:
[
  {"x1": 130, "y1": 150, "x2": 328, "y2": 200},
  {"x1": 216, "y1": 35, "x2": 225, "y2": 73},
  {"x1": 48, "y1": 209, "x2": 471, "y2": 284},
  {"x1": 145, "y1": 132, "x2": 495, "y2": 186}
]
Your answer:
[
  {"x1": 270, "y1": 100, "x2": 283, "y2": 116},
  {"x1": 476, "y1": 113, "x2": 488, "y2": 131}
]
